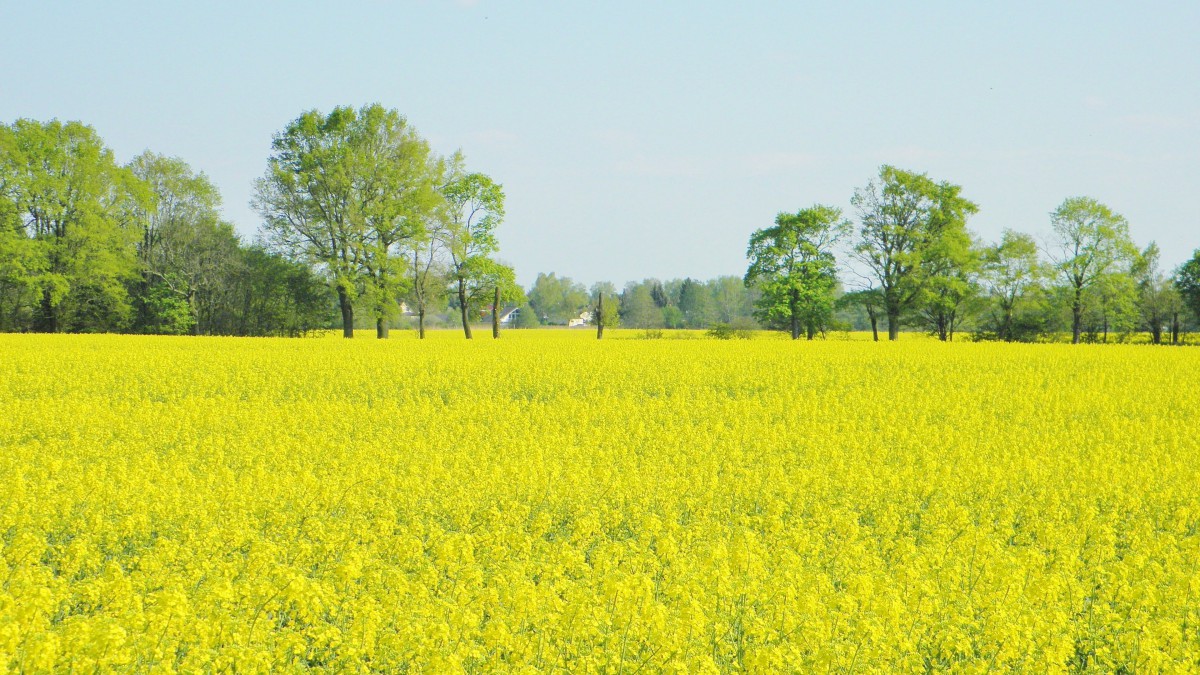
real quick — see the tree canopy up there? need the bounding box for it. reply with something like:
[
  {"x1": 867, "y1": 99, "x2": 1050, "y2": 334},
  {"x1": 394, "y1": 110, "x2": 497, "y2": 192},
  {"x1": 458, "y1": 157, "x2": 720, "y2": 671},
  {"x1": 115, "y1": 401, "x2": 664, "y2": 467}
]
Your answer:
[{"x1": 745, "y1": 205, "x2": 848, "y2": 339}]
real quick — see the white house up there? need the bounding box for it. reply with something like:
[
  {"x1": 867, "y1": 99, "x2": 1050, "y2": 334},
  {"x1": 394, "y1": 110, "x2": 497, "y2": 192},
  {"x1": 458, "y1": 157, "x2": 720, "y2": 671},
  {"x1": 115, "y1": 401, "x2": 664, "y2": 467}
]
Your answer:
[
  {"x1": 567, "y1": 310, "x2": 594, "y2": 328},
  {"x1": 498, "y1": 307, "x2": 521, "y2": 325}
]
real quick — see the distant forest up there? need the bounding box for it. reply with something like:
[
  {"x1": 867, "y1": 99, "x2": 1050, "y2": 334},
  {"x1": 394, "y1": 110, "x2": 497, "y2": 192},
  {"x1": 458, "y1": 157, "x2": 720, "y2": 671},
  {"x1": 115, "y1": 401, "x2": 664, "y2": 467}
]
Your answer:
[{"x1": 3, "y1": 108, "x2": 1199, "y2": 343}]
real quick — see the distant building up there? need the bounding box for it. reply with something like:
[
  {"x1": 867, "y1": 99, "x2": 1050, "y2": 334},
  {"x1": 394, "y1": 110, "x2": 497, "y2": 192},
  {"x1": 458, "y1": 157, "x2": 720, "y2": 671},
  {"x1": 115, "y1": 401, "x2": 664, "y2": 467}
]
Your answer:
[
  {"x1": 482, "y1": 306, "x2": 522, "y2": 325},
  {"x1": 499, "y1": 307, "x2": 521, "y2": 325},
  {"x1": 568, "y1": 310, "x2": 594, "y2": 328}
]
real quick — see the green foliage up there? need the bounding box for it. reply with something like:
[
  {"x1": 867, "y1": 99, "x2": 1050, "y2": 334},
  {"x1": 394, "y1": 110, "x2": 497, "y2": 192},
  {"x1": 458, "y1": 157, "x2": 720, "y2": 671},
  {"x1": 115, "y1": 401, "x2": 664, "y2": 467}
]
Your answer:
[
  {"x1": 1176, "y1": 250, "x2": 1200, "y2": 321},
  {"x1": 705, "y1": 322, "x2": 753, "y2": 340},
  {"x1": 677, "y1": 278, "x2": 712, "y2": 328},
  {"x1": 620, "y1": 281, "x2": 665, "y2": 329},
  {"x1": 438, "y1": 165, "x2": 511, "y2": 336},
  {"x1": 745, "y1": 204, "x2": 848, "y2": 339},
  {"x1": 1047, "y1": 196, "x2": 1137, "y2": 343},
  {"x1": 219, "y1": 246, "x2": 335, "y2": 337},
  {"x1": 980, "y1": 230, "x2": 1047, "y2": 341},
  {"x1": 915, "y1": 229, "x2": 984, "y2": 341},
  {"x1": 1131, "y1": 242, "x2": 1181, "y2": 344},
  {"x1": 1080, "y1": 272, "x2": 1139, "y2": 342},
  {"x1": 129, "y1": 153, "x2": 240, "y2": 335},
  {"x1": 0, "y1": 118, "x2": 146, "y2": 332},
  {"x1": 851, "y1": 166, "x2": 978, "y2": 339},
  {"x1": 0, "y1": 197, "x2": 58, "y2": 330},
  {"x1": 460, "y1": 256, "x2": 521, "y2": 314},
  {"x1": 137, "y1": 280, "x2": 196, "y2": 335},
  {"x1": 254, "y1": 104, "x2": 442, "y2": 337},
  {"x1": 528, "y1": 272, "x2": 588, "y2": 325},
  {"x1": 661, "y1": 305, "x2": 685, "y2": 329},
  {"x1": 513, "y1": 303, "x2": 540, "y2": 328},
  {"x1": 590, "y1": 282, "x2": 621, "y2": 329},
  {"x1": 707, "y1": 276, "x2": 758, "y2": 326}
]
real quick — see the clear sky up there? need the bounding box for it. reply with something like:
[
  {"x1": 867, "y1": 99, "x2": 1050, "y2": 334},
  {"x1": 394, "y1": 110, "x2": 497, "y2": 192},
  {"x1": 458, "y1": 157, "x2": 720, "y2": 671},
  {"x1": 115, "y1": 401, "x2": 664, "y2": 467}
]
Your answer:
[{"x1": 2, "y1": 1, "x2": 1197, "y2": 287}]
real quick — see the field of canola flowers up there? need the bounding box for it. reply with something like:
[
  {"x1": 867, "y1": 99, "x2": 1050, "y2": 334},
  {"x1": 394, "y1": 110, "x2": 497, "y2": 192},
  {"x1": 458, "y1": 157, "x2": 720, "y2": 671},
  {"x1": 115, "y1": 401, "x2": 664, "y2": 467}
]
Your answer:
[{"x1": 1, "y1": 330, "x2": 1199, "y2": 673}]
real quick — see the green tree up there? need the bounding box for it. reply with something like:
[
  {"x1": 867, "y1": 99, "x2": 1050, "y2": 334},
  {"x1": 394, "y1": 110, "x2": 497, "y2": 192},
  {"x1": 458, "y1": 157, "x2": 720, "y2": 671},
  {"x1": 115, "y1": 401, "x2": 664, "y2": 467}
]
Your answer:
[
  {"x1": 355, "y1": 107, "x2": 442, "y2": 339},
  {"x1": 1176, "y1": 250, "x2": 1200, "y2": 330},
  {"x1": 1080, "y1": 271, "x2": 1139, "y2": 343},
  {"x1": 981, "y1": 230, "x2": 1047, "y2": 341},
  {"x1": 0, "y1": 119, "x2": 146, "y2": 332},
  {"x1": 836, "y1": 287, "x2": 884, "y2": 341},
  {"x1": 851, "y1": 166, "x2": 979, "y2": 340},
  {"x1": 1046, "y1": 196, "x2": 1136, "y2": 344},
  {"x1": 218, "y1": 246, "x2": 334, "y2": 337},
  {"x1": 1132, "y1": 242, "x2": 1177, "y2": 344},
  {"x1": 707, "y1": 276, "x2": 757, "y2": 326},
  {"x1": 528, "y1": 272, "x2": 588, "y2": 325},
  {"x1": 677, "y1": 278, "x2": 712, "y2": 328},
  {"x1": 488, "y1": 272, "x2": 526, "y2": 339},
  {"x1": 254, "y1": 107, "x2": 364, "y2": 337},
  {"x1": 591, "y1": 282, "x2": 620, "y2": 338},
  {"x1": 438, "y1": 169, "x2": 510, "y2": 339},
  {"x1": 512, "y1": 302, "x2": 540, "y2": 328},
  {"x1": 402, "y1": 222, "x2": 445, "y2": 339},
  {"x1": 0, "y1": 189, "x2": 51, "y2": 330},
  {"x1": 916, "y1": 230, "x2": 983, "y2": 341},
  {"x1": 745, "y1": 205, "x2": 848, "y2": 340},
  {"x1": 255, "y1": 105, "x2": 439, "y2": 338},
  {"x1": 620, "y1": 281, "x2": 665, "y2": 329},
  {"x1": 129, "y1": 152, "x2": 236, "y2": 334}
]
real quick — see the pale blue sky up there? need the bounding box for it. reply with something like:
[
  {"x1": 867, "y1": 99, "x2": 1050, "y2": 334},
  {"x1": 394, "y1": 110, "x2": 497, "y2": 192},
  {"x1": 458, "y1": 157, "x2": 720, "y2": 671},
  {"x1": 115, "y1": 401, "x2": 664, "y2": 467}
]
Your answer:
[{"x1": 2, "y1": 1, "x2": 1197, "y2": 286}]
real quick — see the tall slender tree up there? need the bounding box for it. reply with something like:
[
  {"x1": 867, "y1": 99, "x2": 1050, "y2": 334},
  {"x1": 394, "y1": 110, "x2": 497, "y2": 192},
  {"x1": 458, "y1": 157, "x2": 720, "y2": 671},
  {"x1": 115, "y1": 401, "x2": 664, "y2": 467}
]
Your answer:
[
  {"x1": 1132, "y1": 242, "x2": 1177, "y2": 345},
  {"x1": 1045, "y1": 196, "x2": 1136, "y2": 344},
  {"x1": 403, "y1": 219, "x2": 445, "y2": 339},
  {"x1": 354, "y1": 107, "x2": 442, "y2": 338},
  {"x1": 438, "y1": 167, "x2": 511, "y2": 339},
  {"x1": 981, "y1": 230, "x2": 1046, "y2": 341}
]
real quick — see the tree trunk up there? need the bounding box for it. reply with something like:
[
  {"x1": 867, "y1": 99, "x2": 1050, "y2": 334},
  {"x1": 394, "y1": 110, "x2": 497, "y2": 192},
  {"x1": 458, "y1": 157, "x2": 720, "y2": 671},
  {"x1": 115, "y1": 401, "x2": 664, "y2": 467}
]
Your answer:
[
  {"x1": 492, "y1": 286, "x2": 500, "y2": 339},
  {"x1": 1103, "y1": 314, "x2": 1109, "y2": 343},
  {"x1": 806, "y1": 321, "x2": 816, "y2": 340},
  {"x1": 418, "y1": 305, "x2": 426, "y2": 339},
  {"x1": 886, "y1": 308, "x2": 900, "y2": 341},
  {"x1": 1171, "y1": 312, "x2": 1179, "y2": 345},
  {"x1": 36, "y1": 288, "x2": 57, "y2": 333},
  {"x1": 458, "y1": 280, "x2": 472, "y2": 339},
  {"x1": 1071, "y1": 287, "x2": 1083, "y2": 344},
  {"x1": 596, "y1": 292, "x2": 604, "y2": 340},
  {"x1": 377, "y1": 316, "x2": 389, "y2": 339},
  {"x1": 189, "y1": 291, "x2": 200, "y2": 336},
  {"x1": 789, "y1": 293, "x2": 799, "y2": 340},
  {"x1": 337, "y1": 286, "x2": 354, "y2": 338},
  {"x1": 868, "y1": 308, "x2": 878, "y2": 342}
]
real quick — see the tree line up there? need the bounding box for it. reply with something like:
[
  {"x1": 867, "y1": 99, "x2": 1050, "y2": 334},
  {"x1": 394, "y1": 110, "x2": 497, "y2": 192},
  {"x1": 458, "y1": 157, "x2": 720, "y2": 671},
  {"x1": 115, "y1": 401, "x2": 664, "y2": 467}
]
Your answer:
[
  {"x1": 0, "y1": 106, "x2": 522, "y2": 338},
  {"x1": 3, "y1": 112, "x2": 1198, "y2": 344},
  {"x1": 743, "y1": 165, "x2": 1200, "y2": 344},
  {"x1": 0, "y1": 120, "x2": 331, "y2": 336},
  {"x1": 517, "y1": 273, "x2": 760, "y2": 331}
]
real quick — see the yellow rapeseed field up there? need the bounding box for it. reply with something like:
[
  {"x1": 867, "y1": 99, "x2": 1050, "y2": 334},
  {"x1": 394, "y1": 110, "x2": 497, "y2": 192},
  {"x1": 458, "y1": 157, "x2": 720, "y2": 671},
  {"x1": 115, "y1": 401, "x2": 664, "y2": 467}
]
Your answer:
[{"x1": 1, "y1": 331, "x2": 1198, "y2": 673}]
